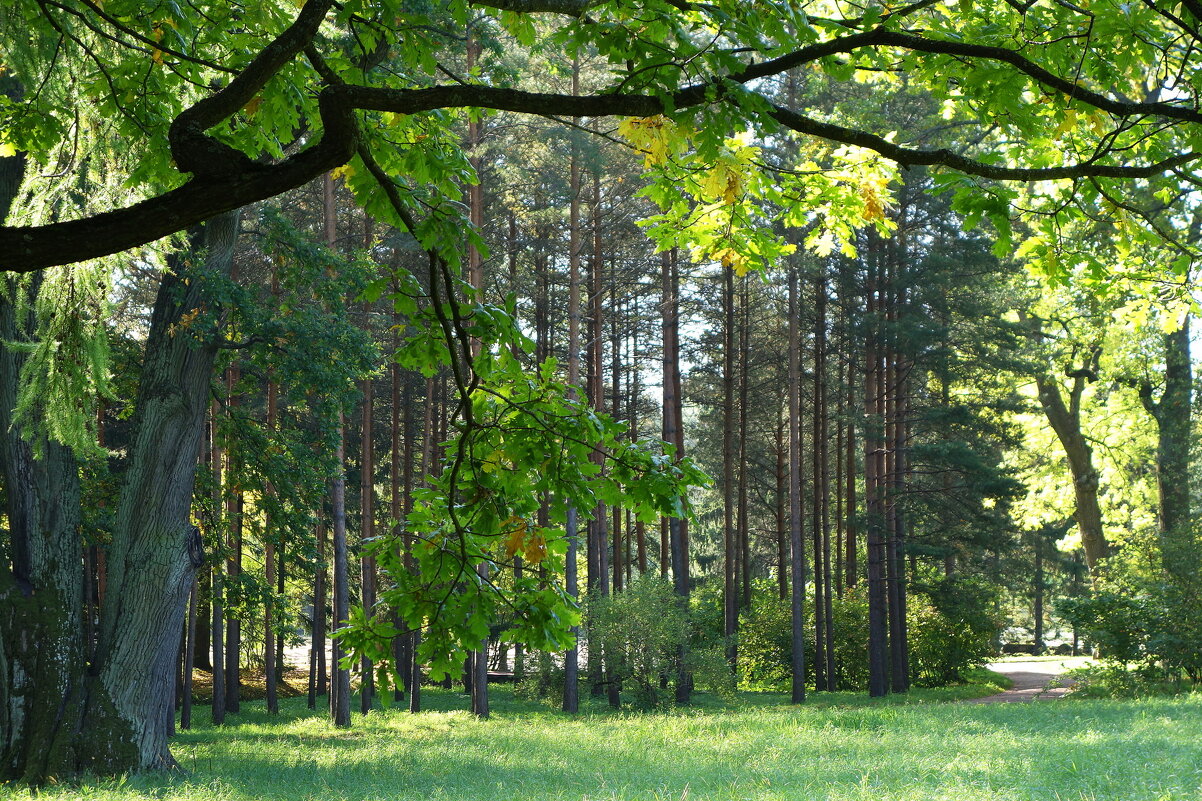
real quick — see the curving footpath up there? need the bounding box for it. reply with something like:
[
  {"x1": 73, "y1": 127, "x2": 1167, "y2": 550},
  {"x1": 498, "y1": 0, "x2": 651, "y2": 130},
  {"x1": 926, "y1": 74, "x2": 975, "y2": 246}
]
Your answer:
[{"x1": 962, "y1": 658, "x2": 1083, "y2": 704}]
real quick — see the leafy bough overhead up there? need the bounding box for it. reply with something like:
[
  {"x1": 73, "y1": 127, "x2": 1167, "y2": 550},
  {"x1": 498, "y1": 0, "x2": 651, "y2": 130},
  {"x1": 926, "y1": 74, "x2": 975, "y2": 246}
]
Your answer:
[{"x1": 3, "y1": 0, "x2": 1202, "y2": 271}]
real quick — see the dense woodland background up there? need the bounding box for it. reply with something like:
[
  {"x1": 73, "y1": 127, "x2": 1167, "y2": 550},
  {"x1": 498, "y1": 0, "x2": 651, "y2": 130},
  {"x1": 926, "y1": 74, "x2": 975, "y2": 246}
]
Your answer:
[{"x1": 2, "y1": 0, "x2": 1201, "y2": 787}]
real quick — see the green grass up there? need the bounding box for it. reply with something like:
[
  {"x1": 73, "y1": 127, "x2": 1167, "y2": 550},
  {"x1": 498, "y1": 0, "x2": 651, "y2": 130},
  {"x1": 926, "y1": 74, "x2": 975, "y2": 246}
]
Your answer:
[{"x1": 10, "y1": 676, "x2": 1202, "y2": 801}]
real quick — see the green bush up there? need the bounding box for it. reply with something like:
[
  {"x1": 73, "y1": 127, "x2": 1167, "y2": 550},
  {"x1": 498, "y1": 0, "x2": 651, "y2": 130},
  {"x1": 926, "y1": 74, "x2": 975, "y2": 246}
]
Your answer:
[
  {"x1": 591, "y1": 575, "x2": 690, "y2": 707},
  {"x1": 736, "y1": 583, "x2": 794, "y2": 691},
  {"x1": 1061, "y1": 572, "x2": 1202, "y2": 685},
  {"x1": 513, "y1": 650, "x2": 564, "y2": 706},
  {"x1": 907, "y1": 596, "x2": 993, "y2": 686},
  {"x1": 831, "y1": 586, "x2": 871, "y2": 691}
]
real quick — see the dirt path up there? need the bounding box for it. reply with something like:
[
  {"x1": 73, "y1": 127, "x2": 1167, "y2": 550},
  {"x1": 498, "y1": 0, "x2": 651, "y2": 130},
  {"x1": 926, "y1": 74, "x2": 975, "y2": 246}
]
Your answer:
[{"x1": 961, "y1": 657, "x2": 1088, "y2": 704}]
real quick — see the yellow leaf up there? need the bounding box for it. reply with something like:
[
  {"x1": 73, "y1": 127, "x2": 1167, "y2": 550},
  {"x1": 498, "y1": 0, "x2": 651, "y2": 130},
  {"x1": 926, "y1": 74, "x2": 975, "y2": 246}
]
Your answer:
[
  {"x1": 330, "y1": 162, "x2": 355, "y2": 182},
  {"x1": 1054, "y1": 107, "x2": 1077, "y2": 137},
  {"x1": 723, "y1": 171, "x2": 742, "y2": 204},
  {"x1": 522, "y1": 531, "x2": 547, "y2": 565},
  {"x1": 0, "y1": 142, "x2": 16, "y2": 158},
  {"x1": 151, "y1": 48, "x2": 164, "y2": 65},
  {"x1": 243, "y1": 96, "x2": 263, "y2": 117}
]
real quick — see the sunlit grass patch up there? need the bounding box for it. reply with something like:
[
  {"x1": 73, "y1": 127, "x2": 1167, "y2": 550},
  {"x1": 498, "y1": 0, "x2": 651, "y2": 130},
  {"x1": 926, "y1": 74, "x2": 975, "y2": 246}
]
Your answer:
[{"x1": 10, "y1": 681, "x2": 1201, "y2": 801}]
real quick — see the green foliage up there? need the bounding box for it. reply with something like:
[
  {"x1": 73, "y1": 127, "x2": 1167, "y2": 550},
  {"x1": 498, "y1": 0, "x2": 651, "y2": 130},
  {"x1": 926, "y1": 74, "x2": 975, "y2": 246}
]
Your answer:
[
  {"x1": 1061, "y1": 562, "x2": 1202, "y2": 685},
  {"x1": 1064, "y1": 661, "x2": 1189, "y2": 699},
  {"x1": 734, "y1": 583, "x2": 792, "y2": 691},
  {"x1": 829, "y1": 582, "x2": 995, "y2": 691},
  {"x1": 906, "y1": 596, "x2": 995, "y2": 687},
  {"x1": 341, "y1": 276, "x2": 706, "y2": 688},
  {"x1": 831, "y1": 587, "x2": 872, "y2": 691},
  {"x1": 3, "y1": 266, "x2": 113, "y2": 457},
  {"x1": 591, "y1": 575, "x2": 688, "y2": 707}
]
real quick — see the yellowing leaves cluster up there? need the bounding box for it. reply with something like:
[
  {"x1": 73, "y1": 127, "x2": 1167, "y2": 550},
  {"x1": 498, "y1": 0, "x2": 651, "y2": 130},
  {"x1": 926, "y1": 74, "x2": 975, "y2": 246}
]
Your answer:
[
  {"x1": 710, "y1": 246, "x2": 751, "y2": 277},
  {"x1": 617, "y1": 116, "x2": 682, "y2": 167},
  {"x1": 859, "y1": 177, "x2": 887, "y2": 222},
  {"x1": 501, "y1": 516, "x2": 548, "y2": 564}
]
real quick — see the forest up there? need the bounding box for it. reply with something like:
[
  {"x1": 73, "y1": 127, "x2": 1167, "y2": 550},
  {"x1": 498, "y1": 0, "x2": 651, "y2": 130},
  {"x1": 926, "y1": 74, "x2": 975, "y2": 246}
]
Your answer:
[{"x1": 1, "y1": 1, "x2": 1201, "y2": 799}]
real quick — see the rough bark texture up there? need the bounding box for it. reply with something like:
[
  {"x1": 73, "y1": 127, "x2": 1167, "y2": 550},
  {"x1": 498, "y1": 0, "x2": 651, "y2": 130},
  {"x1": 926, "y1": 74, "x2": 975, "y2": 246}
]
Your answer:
[{"x1": 1, "y1": 208, "x2": 240, "y2": 782}]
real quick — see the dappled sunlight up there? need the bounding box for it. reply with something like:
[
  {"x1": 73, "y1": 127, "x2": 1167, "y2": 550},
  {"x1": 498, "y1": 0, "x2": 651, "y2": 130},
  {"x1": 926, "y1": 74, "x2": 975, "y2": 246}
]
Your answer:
[{"x1": 19, "y1": 689, "x2": 1200, "y2": 801}]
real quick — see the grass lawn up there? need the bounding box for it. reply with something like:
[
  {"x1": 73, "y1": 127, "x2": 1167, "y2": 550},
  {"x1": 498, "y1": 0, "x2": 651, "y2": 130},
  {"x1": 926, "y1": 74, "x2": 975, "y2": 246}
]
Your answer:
[{"x1": 12, "y1": 674, "x2": 1202, "y2": 801}]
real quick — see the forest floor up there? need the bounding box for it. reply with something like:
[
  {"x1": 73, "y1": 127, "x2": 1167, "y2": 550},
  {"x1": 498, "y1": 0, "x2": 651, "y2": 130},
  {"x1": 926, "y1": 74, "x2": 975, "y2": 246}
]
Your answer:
[{"x1": 12, "y1": 666, "x2": 1202, "y2": 801}]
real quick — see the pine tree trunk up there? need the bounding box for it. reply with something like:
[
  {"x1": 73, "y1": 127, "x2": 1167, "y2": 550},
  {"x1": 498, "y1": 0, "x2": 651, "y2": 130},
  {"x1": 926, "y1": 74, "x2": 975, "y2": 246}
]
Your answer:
[
  {"x1": 224, "y1": 365, "x2": 243, "y2": 715},
  {"x1": 722, "y1": 264, "x2": 738, "y2": 669},
  {"x1": 864, "y1": 250, "x2": 890, "y2": 698},
  {"x1": 209, "y1": 398, "x2": 227, "y2": 726},
  {"x1": 181, "y1": 576, "x2": 198, "y2": 729},
  {"x1": 359, "y1": 314, "x2": 375, "y2": 716},
  {"x1": 324, "y1": 172, "x2": 351, "y2": 728},
  {"x1": 662, "y1": 249, "x2": 691, "y2": 704},
  {"x1": 776, "y1": 415, "x2": 789, "y2": 602},
  {"x1": 265, "y1": 290, "x2": 280, "y2": 713},
  {"x1": 562, "y1": 55, "x2": 583, "y2": 715},
  {"x1": 812, "y1": 269, "x2": 828, "y2": 692},
  {"x1": 737, "y1": 276, "x2": 752, "y2": 613},
  {"x1": 787, "y1": 266, "x2": 806, "y2": 704}
]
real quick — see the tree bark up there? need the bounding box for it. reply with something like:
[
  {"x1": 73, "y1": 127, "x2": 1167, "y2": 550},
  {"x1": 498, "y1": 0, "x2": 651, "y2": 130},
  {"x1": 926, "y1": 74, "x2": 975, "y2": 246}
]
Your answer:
[
  {"x1": 787, "y1": 266, "x2": 806, "y2": 704},
  {"x1": 1032, "y1": 340, "x2": 1110, "y2": 571},
  {"x1": 562, "y1": 55, "x2": 583, "y2": 715},
  {"x1": 662, "y1": 249, "x2": 691, "y2": 704},
  {"x1": 1, "y1": 204, "x2": 240, "y2": 780},
  {"x1": 722, "y1": 264, "x2": 739, "y2": 669},
  {"x1": 1136, "y1": 319, "x2": 1195, "y2": 581}
]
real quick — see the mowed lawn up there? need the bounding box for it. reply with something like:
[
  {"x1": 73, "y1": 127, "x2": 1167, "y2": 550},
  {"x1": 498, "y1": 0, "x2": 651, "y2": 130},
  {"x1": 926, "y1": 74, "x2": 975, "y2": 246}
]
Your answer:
[{"x1": 16, "y1": 680, "x2": 1202, "y2": 801}]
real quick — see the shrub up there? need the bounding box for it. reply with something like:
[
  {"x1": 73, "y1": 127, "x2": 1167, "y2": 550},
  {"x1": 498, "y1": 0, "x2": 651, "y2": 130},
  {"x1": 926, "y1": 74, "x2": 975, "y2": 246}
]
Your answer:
[
  {"x1": 736, "y1": 584, "x2": 794, "y2": 691},
  {"x1": 907, "y1": 597, "x2": 993, "y2": 686},
  {"x1": 1061, "y1": 571, "x2": 1202, "y2": 685},
  {"x1": 591, "y1": 574, "x2": 690, "y2": 707}
]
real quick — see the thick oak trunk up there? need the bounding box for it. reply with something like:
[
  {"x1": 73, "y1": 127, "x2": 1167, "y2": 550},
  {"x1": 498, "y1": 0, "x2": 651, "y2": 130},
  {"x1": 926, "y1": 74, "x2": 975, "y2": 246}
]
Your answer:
[{"x1": 2, "y1": 210, "x2": 240, "y2": 782}]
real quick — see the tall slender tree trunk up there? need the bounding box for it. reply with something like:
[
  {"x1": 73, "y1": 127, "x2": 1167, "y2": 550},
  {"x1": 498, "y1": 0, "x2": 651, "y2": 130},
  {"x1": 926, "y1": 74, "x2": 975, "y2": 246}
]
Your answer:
[
  {"x1": 265, "y1": 266, "x2": 281, "y2": 713},
  {"x1": 787, "y1": 266, "x2": 806, "y2": 704},
  {"x1": 310, "y1": 520, "x2": 328, "y2": 707},
  {"x1": 324, "y1": 172, "x2": 351, "y2": 728},
  {"x1": 884, "y1": 232, "x2": 908, "y2": 694},
  {"x1": 611, "y1": 285, "x2": 624, "y2": 594},
  {"x1": 360, "y1": 342, "x2": 375, "y2": 715},
  {"x1": 391, "y1": 300, "x2": 410, "y2": 701},
  {"x1": 562, "y1": 56, "x2": 583, "y2": 715},
  {"x1": 864, "y1": 249, "x2": 890, "y2": 698},
  {"x1": 812, "y1": 269, "x2": 828, "y2": 692},
  {"x1": 224, "y1": 365, "x2": 243, "y2": 715},
  {"x1": 181, "y1": 574, "x2": 198, "y2": 729},
  {"x1": 662, "y1": 249, "x2": 692, "y2": 704},
  {"x1": 737, "y1": 277, "x2": 752, "y2": 612},
  {"x1": 209, "y1": 399, "x2": 227, "y2": 726},
  {"x1": 1033, "y1": 536, "x2": 1045, "y2": 654},
  {"x1": 776, "y1": 415, "x2": 789, "y2": 601},
  {"x1": 722, "y1": 265, "x2": 738, "y2": 669}
]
